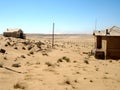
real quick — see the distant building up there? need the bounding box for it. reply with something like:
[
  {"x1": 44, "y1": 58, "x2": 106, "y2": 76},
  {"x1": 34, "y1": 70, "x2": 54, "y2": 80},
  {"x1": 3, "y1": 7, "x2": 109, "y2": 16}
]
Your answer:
[
  {"x1": 3, "y1": 28, "x2": 26, "y2": 39},
  {"x1": 93, "y1": 26, "x2": 120, "y2": 59}
]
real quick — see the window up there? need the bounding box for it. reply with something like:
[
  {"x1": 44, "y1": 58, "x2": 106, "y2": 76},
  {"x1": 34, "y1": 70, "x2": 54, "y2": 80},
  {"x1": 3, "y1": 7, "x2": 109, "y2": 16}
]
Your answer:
[{"x1": 97, "y1": 36, "x2": 102, "y2": 49}]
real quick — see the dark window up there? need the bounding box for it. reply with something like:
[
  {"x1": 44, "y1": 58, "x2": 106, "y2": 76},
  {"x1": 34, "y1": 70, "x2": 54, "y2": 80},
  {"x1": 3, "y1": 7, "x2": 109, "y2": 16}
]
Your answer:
[{"x1": 97, "y1": 36, "x2": 102, "y2": 49}]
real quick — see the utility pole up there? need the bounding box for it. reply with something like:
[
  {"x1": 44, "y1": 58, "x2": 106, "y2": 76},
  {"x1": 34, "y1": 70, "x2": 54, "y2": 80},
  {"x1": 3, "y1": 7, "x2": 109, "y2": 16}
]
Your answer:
[{"x1": 52, "y1": 22, "x2": 55, "y2": 48}]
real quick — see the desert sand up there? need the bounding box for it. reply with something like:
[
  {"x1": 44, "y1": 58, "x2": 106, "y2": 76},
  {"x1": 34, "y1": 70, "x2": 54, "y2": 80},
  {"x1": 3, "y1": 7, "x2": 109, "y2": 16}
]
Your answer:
[{"x1": 0, "y1": 34, "x2": 120, "y2": 90}]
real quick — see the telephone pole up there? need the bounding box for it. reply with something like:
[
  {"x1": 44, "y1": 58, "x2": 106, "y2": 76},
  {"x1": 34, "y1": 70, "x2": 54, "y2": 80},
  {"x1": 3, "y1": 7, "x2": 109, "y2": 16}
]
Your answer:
[{"x1": 52, "y1": 22, "x2": 55, "y2": 48}]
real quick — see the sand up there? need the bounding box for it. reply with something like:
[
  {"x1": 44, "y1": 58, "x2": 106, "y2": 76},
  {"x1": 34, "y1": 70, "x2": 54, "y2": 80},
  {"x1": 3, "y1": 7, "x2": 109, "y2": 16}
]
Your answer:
[{"x1": 0, "y1": 34, "x2": 120, "y2": 90}]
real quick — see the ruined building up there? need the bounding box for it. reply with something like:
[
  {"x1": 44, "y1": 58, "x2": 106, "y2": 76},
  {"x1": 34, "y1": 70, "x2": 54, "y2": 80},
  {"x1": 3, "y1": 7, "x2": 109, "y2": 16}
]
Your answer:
[
  {"x1": 3, "y1": 28, "x2": 26, "y2": 39},
  {"x1": 93, "y1": 26, "x2": 120, "y2": 59}
]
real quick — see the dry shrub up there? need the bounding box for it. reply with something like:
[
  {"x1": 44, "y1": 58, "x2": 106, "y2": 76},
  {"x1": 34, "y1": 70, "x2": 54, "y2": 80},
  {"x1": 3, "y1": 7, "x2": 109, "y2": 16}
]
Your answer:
[
  {"x1": 12, "y1": 63, "x2": 21, "y2": 68},
  {"x1": 105, "y1": 72, "x2": 109, "y2": 74},
  {"x1": 90, "y1": 80, "x2": 93, "y2": 83},
  {"x1": 29, "y1": 51, "x2": 34, "y2": 55},
  {"x1": 36, "y1": 61, "x2": 40, "y2": 65},
  {"x1": 22, "y1": 47, "x2": 26, "y2": 50},
  {"x1": 4, "y1": 56, "x2": 7, "y2": 60},
  {"x1": 84, "y1": 59, "x2": 89, "y2": 64},
  {"x1": 103, "y1": 76, "x2": 108, "y2": 79},
  {"x1": 62, "y1": 56, "x2": 70, "y2": 62},
  {"x1": 27, "y1": 46, "x2": 33, "y2": 50},
  {"x1": 0, "y1": 63, "x2": 3, "y2": 68},
  {"x1": 83, "y1": 52, "x2": 89, "y2": 54},
  {"x1": 27, "y1": 54, "x2": 30, "y2": 56},
  {"x1": 74, "y1": 80, "x2": 78, "y2": 83},
  {"x1": 7, "y1": 42, "x2": 11, "y2": 46},
  {"x1": 5, "y1": 44, "x2": 8, "y2": 47},
  {"x1": 109, "y1": 60, "x2": 112, "y2": 63},
  {"x1": 21, "y1": 55, "x2": 26, "y2": 58},
  {"x1": 64, "y1": 80, "x2": 71, "y2": 85},
  {"x1": 73, "y1": 60, "x2": 77, "y2": 63},
  {"x1": 14, "y1": 47, "x2": 18, "y2": 49},
  {"x1": 96, "y1": 68, "x2": 99, "y2": 71},
  {"x1": 42, "y1": 51, "x2": 48, "y2": 56},
  {"x1": 76, "y1": 72, "x2": 80, "y2": 74},
  {"x1": 22, "y1": 41, "x2": 30, "y2": 45},
  {"x1": 57, "y1": 56, "x2": 70, "y2": 63},
  {"x1": 45, "y1": 62, "x2": 52, "y2": 67},
  {"x1": 35, "y1": 41, "x2": 44, "y2": 48},
  {"x1": 57, "y1": 58, "x2": 63, "y2": 63},
  {"x1": 14, "y1": 82, "x2": 26, "y2": 89},
  {"x1": 0, "y1": 48, "x2": 6, "y2": 53}
]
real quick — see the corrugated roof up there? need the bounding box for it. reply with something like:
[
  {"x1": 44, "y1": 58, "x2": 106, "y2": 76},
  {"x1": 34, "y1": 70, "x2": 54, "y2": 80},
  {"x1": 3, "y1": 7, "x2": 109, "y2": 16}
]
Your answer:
[{"x1": 93, "y1": 26, "x2": 120, "y2": 36}]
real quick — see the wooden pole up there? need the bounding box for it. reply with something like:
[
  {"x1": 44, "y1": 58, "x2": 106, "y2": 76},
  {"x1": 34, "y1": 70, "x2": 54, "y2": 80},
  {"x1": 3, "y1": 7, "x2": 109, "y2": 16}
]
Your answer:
[{"x1": 52, "y1": 22, "x2": 55, "y2": 48}]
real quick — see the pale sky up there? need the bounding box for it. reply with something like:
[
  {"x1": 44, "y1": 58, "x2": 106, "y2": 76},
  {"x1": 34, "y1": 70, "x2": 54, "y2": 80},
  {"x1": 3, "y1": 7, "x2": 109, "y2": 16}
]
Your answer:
[{"x1": 0, "y1": 0, "x2": 120, "y2": 34}]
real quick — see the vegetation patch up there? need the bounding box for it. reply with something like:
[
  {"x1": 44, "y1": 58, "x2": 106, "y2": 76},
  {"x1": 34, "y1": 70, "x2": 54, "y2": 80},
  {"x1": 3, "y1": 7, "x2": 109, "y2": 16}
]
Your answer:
[
  {"x1": 14, "y1": 47, "x2": 18, "y2": 49},
  {"x1": 84, "y1": 59, "x2": 89, "y2": 64},
  {"x1": 21, "y1": 55, "x2": 26, "y2": 58},
  {"x1": 45, "y1": 62, "x2": 52, "y2": 67},
  {"x1": 22, "y1": 47, "x2": 26, "y2": 50},
  {"x1": 0, "y1": 48, "x2": 6, "y2": 53},
  {"x1": 14, "y1": 82, "x2": 27, "y2": 89},
  {"x1": 29, "y1": 51, "x2": 34, "y2": 55},
  {"x1": 0, "y1": 63, "x2": 3, "y2": 68},
  {"x1": 62, "y1": 56, "x2": 70, "y2": 62},
  {"x1": 57, "y1": 58, "x2": 63, "y2": 63},
  {"x1": 12, "y1": 63, "x2": 21, "y2": 68},
  {"x1": 64, "y1": 80, "x2": 71, "y2": 85}
]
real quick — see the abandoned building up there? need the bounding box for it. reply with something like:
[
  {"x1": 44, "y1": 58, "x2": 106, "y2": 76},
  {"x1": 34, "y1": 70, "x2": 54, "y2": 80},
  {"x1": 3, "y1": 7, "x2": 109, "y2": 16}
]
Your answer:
[
  {"x1": 93, "y1": 26, "x2": 120, "y2": 59},
  {"x1": 3, "y1": 28, "x2": 26, "y2": 39}
]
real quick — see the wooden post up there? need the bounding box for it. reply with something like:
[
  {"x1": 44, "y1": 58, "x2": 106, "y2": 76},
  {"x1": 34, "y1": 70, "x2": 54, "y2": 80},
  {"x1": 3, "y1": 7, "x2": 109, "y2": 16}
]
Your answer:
[{"x1": 52, "y1": 22, "x2": 55, "y2": 48}]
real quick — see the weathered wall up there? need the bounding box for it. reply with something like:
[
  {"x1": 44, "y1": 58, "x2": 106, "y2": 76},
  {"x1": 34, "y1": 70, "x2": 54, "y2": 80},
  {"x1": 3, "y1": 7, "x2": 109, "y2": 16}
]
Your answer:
[
  {"x1": 95, "y1": 36, "x2": 120, "y2": 59},
  {"x1": 106, "y1": 36, "x2": 120, "y2": 59},
  {"x1": 3, "y1": 32, "x2": 22, "y2": 38},
  {"x1": 107, "y1": 36, "x2": 120, "y2": 49},
  {"x1": 101, "y1": 36, "x2": 107, "y2": 50},
  {"x1": 4, "y1": 32, "x2": 17, "y2": 37}
]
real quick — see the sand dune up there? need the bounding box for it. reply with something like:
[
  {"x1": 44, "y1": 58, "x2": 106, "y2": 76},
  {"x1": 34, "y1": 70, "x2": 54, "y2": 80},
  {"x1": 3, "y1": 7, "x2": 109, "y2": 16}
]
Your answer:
[{"x1": 0, "y1": 34, "x2": 120, "y2": 90}]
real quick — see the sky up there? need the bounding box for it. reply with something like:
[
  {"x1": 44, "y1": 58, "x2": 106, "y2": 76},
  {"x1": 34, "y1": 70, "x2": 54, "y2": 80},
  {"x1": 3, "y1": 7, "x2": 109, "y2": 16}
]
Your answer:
[{"x1": 0, "y1": 0, "x2": 120, "y2": 34}]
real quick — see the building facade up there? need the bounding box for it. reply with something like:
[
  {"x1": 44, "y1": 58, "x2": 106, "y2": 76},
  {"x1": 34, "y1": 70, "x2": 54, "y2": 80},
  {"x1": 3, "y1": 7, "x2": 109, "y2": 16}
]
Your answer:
[
  {"x1": 3, "y1": 28, "x2": 26, "y2": 39},
  {"x1": 93, "y1": 26, "x2": 120, "y2": 59}
]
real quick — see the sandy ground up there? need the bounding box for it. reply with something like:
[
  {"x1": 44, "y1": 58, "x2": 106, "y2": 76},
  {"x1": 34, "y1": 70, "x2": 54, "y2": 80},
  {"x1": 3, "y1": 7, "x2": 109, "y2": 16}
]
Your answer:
[{"x1": 0, "y1": 34, "x2": 120, "y2": 90}]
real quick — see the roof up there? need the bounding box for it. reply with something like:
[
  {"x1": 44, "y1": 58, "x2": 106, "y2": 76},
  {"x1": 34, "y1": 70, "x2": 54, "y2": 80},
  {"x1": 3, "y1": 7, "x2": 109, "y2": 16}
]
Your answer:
[
  {"x1": 4, "y1": 28, "x2": 23, "y2": 33},
  {"x1": 93, "y1": 26, "x2": 120, "y2": 36}
]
